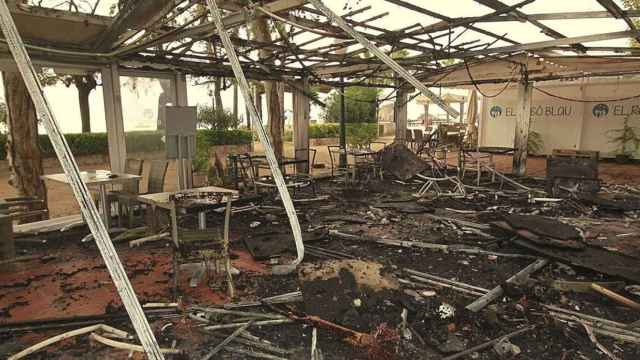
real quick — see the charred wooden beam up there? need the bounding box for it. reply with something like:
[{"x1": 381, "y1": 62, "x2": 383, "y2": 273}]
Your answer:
[
  {"x1": 435, "y1": 10, "x2": 640, "y2": 23},
  {"x1": 596, "y1": 0, "x2": 640, "y2": 43},
  {"x1": 454, "y1": 30, "x2": 640, "y2": 58},
  {"x1": 384, "y1": 0, "x2": 520, "y2": 45},
  {"x1": 94, "y1": 0, "x2": 176, "y2": 50},
  {"x1": 474, "y1": 0, "x2": 587, "y2": 53}
]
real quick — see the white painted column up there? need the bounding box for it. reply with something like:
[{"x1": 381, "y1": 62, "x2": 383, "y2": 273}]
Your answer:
[
  {"x1": 394, "y1": 87, "x2": 408, "y2": 143},
  {"x1": 174, "y1": 72, "x2": 188, "y2": 106},
  {"x1": 101, "y1": 63, "x2": 126, "y2": 173},
  {"x1": 173, "y1": 72, "x2": 192, "y2": 189},
  {"x1": 576, "y1": 78, "x2": 588, "y2": 150},
  {"x1": 293, "y1": 79, "x2": 310, "y2": 173},
  {"x1": 512, "y1": 81, "x2": 533, "y2": 176}
]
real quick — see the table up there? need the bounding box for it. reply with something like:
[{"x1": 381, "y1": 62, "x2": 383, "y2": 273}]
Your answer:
[{"x1": 42, "y1": 171, "x2": 141, "y2": 228}]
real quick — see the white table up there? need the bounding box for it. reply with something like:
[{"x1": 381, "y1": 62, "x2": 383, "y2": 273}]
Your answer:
[{"x1": 42, "y1": 171, "x2": 141, "y2": 228}]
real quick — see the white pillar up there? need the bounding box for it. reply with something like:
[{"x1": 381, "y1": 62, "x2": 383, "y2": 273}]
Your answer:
[
  {"x1": 101, "y1": 63, "x2": 126, "y2": 173},
  {"x1": 512, "y1": 81, "x2": 533, "y2": 176},
  {"x1": 293, "y1": 79, "x2": 310, "y2": 173},
  {"x1": 173, "y1": 72, "x2": 192, "y2": 189},
  {"x1": 174, "y1": 72, "x2": 188, "y2": 106},
  {"x1": 394, "y1": 86, "x2": 408, "y2": 143}
]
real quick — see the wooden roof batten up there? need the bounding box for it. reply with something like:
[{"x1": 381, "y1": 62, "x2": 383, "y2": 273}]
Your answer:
[{"x1": 1, "y1": 0, "x2": 640, "y2": 90}]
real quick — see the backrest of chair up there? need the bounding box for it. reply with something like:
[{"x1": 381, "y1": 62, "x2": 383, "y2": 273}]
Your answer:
[
  {"x1": 413, "y1": 129, "x2": 424, "y2": 142},
  {"x1": 406, "y1": 129, "x2": 413, "y2": 141},
  {"x1": 148, "y1": 160, "x2": 169, "y2": 194},
  {"x1": 123, "y1": 159, "x2": 144, "y2": 193},
  {"x1": 238, "y1": 154, "x2": 257, "y2": 183},
  {"x1": 327, "y1": 145, "x2": 339, "y2": 166}
]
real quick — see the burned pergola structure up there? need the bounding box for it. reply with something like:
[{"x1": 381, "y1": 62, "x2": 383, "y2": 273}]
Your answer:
[
  {"x1": 5, "y1": 0, "x2": 640, "y2": 357},
  {"x1": 4, "y1": 0, "x2": 640, "y2": 175}
]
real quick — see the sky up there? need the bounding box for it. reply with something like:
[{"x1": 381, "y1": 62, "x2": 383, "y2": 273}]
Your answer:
[{"x1": 1, "y1": 0, "x2": 635, "y2": 134}]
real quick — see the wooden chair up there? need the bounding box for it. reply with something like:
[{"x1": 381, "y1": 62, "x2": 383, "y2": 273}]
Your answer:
[
  {"x1": 406, "y1": 129, "x2": 415, "y2": 149},
  {"x1": 123, "y1": 159, "x2": 144, "y2": 192},
  {"x1": 147, "y1": 160, "x2": 169, "y2": 194},
  {"x1": 102, "y1": 158, "x2": 143, "y2": 215},
  {"x1": 116, "y1": 160, "x2": 169, "y2": 227}
]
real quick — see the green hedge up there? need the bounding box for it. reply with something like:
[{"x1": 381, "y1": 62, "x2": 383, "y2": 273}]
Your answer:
[
  {"x1": 197, "y1": 129, "x2": 252, "y2": 146},
  {"x1": 284, "y1": 123, "x2": 377, "y2": 143},
  {"x1": 310, "y1": 124, "x2": 341, "y2": 138},
  {"x1": 38, "y1": 132, "x2": 109, "y2": 157},
  {"x1": 0, "y1": 129, "x2": 253, "y2": 160}
]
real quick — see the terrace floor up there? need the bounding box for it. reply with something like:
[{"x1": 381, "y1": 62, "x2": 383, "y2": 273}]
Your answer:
[{"x1": 2, "y1": 142, "x2": 640, "y2": 359}]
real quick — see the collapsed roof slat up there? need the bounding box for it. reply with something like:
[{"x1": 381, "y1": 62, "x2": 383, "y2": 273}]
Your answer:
[
  {"x1": 596, "y1": 0, "x2": 640, "y2": 44},
  {"x1": 1, "y1": 0, "x2": 640, "y2": 89},
  {"x1": 473, "y1": 0, "x2": 588, "y2": 53}
]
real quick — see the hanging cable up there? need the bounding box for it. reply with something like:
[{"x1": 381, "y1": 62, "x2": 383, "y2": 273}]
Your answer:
[
  {"x1": 533, "y1": 86, "x2": 640, "y2": 103},
  {"x1": 464, "y1": 58, "x2": 518, "y2": 98}
]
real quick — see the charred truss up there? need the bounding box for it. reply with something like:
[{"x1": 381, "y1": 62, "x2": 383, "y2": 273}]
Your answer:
[{"x1": 3, "y1": 0, "x2": 640, "y2": 93}]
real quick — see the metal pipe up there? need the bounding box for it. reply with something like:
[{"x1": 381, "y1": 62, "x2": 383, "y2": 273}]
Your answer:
[
  {"x1": 339, "y1": 77, "x2": 348, "y2": 168},
  {"x1": 205, "y1": 0, "x2": 304, "y2": 269}
]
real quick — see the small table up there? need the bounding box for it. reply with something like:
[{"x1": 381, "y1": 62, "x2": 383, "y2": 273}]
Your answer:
[{"x1": 42, "y1": 171, "x2": 141, "y2": 228}]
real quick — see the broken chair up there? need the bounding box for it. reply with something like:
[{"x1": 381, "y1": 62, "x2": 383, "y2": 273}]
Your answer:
[
  {"x1": 461, "y1": 150, "x2": 496, "y2": 186},
  {"x1": 254, "y1": 173, "x2": 316, "y2": 198},
  {"x1": 414, "y1": 173, "x2": 466, "y2": 198},
  {"x1": 328, "y1": 145, "x2": 355, "y2": 183},
  {"x1": 349, "y1": 143, "x2": 384, "y2": 182},
  {"x1": 168, "y1": 190, "x2": 236, "y2": 299}
]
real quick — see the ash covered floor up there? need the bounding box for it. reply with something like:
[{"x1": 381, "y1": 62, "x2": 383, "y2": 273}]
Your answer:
[{"x1": 2, "y1": 172, "x2": 640, "y2": 359}]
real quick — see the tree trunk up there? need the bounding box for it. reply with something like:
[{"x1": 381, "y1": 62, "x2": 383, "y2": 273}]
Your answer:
[
  {"x1": 232, "y1": 27, "x2": 239, "y2": 124},
  {"x1": 213, "y1": 77, "x2": 223, "y2": 111},
  {"x1": 3, "y1": 71, "x2": 48, "y2": 221},
  {"x1": 157, "y1": 79, "x2": 172, "y2": 129},
  {"x1": 266, "y1": 81, "x2": 284, "y2": 160},
  {"x1": 233, "y1": 83, "x2": 238, "y2": 123},
  {"x1": 72, "y1": 74, "x2": 97, "y2": 133},
  {"x1": 253, "y1": 17, "x2": 284, "y2": 160}
]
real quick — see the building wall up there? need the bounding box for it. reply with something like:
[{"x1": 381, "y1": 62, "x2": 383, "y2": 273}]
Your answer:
[{"x1": 480, "y1": 77, "x2": 640, "y2": 158}]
